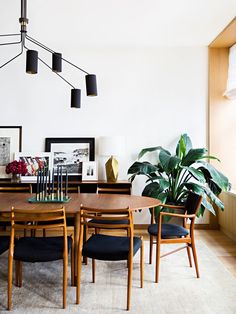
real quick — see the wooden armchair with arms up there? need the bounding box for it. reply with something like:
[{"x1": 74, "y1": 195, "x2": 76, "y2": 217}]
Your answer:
[
  {"x1": 148, "y1": 191, "x2": 202, "y2": 283},
  {"x1": 76, "y1": 206, "x2": 144, "y2": 311},
  {"x1": 8, "y1": 206, "x2": 73, "y2": 310}
]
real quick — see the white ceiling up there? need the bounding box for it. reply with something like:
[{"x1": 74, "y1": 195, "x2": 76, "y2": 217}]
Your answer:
[{"x1": 0, "y1": 0, "x2": 236, "y2": 48}]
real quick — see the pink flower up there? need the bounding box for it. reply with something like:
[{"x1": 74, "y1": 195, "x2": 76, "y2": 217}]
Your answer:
[{"x1": 5, "y1": 160, "x2": 28, "y2": 175}]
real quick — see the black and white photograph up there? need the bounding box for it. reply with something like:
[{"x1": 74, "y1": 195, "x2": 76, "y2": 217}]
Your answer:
[
  {"x1": 0, "y1": 126, "x2": 22, "y2": 178},
  {"x1": 45, "y1": 138, "x2": 95, "y2": 176},
  {"x1": 0, "y1": 137, "x2": 10, "y2": 166},
  {"x1": 82, "y1": 161, "x2": 98, "y2": 181}
]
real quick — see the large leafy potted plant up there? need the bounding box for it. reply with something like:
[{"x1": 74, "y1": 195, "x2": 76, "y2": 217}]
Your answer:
[{"x1": 128, "y1": 134, "x2": 230, "y2": 219}]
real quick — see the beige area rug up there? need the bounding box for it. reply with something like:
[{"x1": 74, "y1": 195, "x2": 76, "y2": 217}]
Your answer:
[{"x1": 0, "y1": 241, "x2": 236, "y2": 314}]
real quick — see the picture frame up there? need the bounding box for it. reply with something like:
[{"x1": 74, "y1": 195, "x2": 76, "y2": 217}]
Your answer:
[
  {"x1": 0, "y1": 126, "x2": 22, "y2": 179},
  {"x1": 14, "y1": 152, "x2": 52, "y2": 182},
  {"x1": 82, "y1": 161, "x2": 98, "y2": 181},
  {"x1": 45, "y1": 137, "x2": 95, "y2": 178}
]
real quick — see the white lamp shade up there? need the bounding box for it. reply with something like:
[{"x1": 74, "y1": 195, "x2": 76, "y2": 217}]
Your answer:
[{"x1": 98, "y1": 136, "x2": 125, "y2": 157}]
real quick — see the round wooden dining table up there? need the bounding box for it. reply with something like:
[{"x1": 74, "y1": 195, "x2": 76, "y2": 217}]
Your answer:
[{"x1": 0, "y1": 192, "x2": 161, "y2": 283}]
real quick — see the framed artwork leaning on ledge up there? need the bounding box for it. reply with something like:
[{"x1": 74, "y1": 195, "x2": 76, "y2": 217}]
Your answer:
[
  {"x1": 0, "y1": 126, "x2": 22, "y2": 179},
  {"x1": 14, "y1": 152, "x2": 52, "y2": 182},
  {"x1": 82, "y1": 161, "x2": 98, "y2": 181},
  {"x1": 45, "y1": 137, "x2": 95, "y2": 179}
]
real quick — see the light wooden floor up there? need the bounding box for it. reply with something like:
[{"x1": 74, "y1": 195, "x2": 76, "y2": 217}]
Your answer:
[{"x1": 135, "y1": 228, "x2": 236, "y2": 277}]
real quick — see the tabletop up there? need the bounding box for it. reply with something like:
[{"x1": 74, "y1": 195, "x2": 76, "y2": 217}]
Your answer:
[{"x1": 0, "y1": 193, "x2": 161, "y2": 213}]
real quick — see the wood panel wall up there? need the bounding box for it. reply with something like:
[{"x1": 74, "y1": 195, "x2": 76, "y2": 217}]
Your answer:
[
  {"x1": 208, "y1": 17, "x2": 236, "y2": 231},
  {"x1": 219, "y1": 192, "x2": 236, "y2": 241}
]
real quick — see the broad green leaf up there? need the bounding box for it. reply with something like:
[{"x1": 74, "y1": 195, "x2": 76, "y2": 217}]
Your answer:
[
  {"x1": 142, "y1": 182, "x2": 164, "y2": 198},
  {"x1": 200, "y1": 155, "x2": 220, "y2": 162},
  {"x1": 203, "y1": 186, "x2": 224, "y2": 210},
  {"x1": 201, "y1": 197, "x2": 216, "y2": 215},
  {"x1": 181, "y1": 182, "x2": 205, "y2": 194},
  {"x1": 197, "y1": 161, "x2": 230, "y2": 192},
  {"x1": 181, "y1": 166, "x2": 206, "y2": 183},
  {"x1": 127, "y1": 161, "x2": 158, "y2": 176},
  {"x1": 138, "y1": 146, "x2": 170, "y2": 160},
  {"x1": 181, "y1": 148, "x2": 207, "y2": 166},
  {"x1": 176, "y1": 134, "x2": 192, "y2": 158},
  {"x1": 159, "y1": 150, "x2": 181, "y2": 174},
  {"x1": 145, "y1": 174, "x2": 163, "y2": 183}
]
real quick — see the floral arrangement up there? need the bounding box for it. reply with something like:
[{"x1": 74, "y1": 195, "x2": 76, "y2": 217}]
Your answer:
[{"x1": 5, "y1": 160, "x2": 28, "y2": 175}]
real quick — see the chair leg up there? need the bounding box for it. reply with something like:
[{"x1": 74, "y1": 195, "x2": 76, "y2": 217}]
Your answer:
[
  {"x1": 191, "y1": 240, "x2": 200, "y2": 278},
  {"x1": 140, "y1": 237, "x2": 144, "y2": 288},
  {"x1": 8, "y1": 252, "x2": 13, "y2": 310},
  {"x1": 15, "y1": 260, "x2": 19, "y2": 287},
  {"x1": 19, "y1": 262, "x2": 23, "y2": 287},
  {"x1": 63, "y1": 255, "x2": 68, "y2": 308},
  {"x1": 76, "y1": 251, "x2": 82, "y2": 304},
  {"x1": 15, "y1": 261, "x2": 23, "y2": 287},
  {"x1": 149, "y1": 235, "x2": 153, "y2": 264},
  {"x1": 186, "y1": 244, "x2": 192, "y2": 267},
  {"x1": 92, "y1": 259, "x2": 96, "y2": 283},
  {"x1": 127, "y1": 255, "x2": 133, "y2": 311},
  {"x1": 71, "y1": 240, "x2": 75, "y2": 286},
  {"x1": 155, "y1": 238, "x2": 161, "y2": 283}
]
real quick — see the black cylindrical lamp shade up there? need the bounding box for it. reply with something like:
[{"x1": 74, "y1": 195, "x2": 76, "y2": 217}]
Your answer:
[
  {"x1": 26, "y1": 50, "x2": 38, "y2": 74},
  {"x1": 52, "y1": 52, "x2": 62, "y2": 72},
  {"x1": 71, "y1": 89, "x2": 81, "y2": 108},
  {"x1": 85, "y1": 74, "x2": 97, "y2": 96}
]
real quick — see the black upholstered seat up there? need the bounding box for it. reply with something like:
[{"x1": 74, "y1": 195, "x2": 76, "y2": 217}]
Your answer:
[
  {"x1": 83, "y1": 234, "x2": 142, "y2": 261},
  {"x1": 0, "y1": 236, "x2": 10, "y2": 255},
  {"x1": 14, "y1": 236, "x2": 72, "y2": 263},
  {"x1": 148, "y1": 223, "x2": 188, "y2": 238},
  {"x1": 89, "y1": 218, "x2": 129, "y2": 225}
]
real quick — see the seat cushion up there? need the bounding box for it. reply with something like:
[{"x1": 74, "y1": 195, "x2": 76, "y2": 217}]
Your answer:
[
  {"x1": 148, "y1": 223, "x2": 188, "y2": 238},
  {"x1": 14, "y1": 236, "x2": 72, "y2": 263},
  {"x1": 0, "y1": 236, "x2": 10, "y2": 255},
  {"x1": 82, "y1": 234, "x2": 142, "y2": 261}
]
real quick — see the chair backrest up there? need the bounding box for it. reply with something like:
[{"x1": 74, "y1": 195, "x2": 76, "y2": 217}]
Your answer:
[
  {"x1": 80, "y1": 205, "x2": 132, "y2": 232},
  {"x1": 10, "y1": 206, "x2": 67, "y2": 233},
  {"x1": 184, "y1": 192, "x2": 203, "y2": 215}
]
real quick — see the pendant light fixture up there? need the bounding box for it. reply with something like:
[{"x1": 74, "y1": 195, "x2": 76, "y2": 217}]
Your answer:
[{"x1": 0, "y1": 0, "x2": 97, "y2": 108}]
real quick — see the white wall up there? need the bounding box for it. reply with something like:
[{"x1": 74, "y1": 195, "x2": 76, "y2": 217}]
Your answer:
[{"x1": 0, "y1": 44, "x2": 209, "y2": 223}]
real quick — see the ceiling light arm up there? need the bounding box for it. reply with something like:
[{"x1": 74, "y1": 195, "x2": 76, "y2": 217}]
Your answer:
[
  {"x1": 26, "y1": 35, "x2": 90, "y2": 75},
  {"x1": 0, "y1": 33, "x2": 21, "y2": 37},
  {"x1": 26, "y1": 35, "x2": 55, "y2": 54},
  {"x1": 0, "y1": 41, "x2": 22, "y2": 46},
  {"x1": 61, "y1": 58, "x2": 89, "y2": 75},
  {"x1": 0, "y1": 34, "x2": 22, "y2": 46},
  {"x1": 38, "y1": 56, "x2": 76, "y2": 89},
  {"x1": 0, "y1": 46, "x2": 23, "y2": 69}
]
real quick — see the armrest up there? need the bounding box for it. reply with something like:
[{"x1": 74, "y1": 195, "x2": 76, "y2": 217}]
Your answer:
[
  {"x1": 160, "y1": 204, "x2": 185, "y2": 209},
  {"x1": 160, "y1": 212, "x2": 195, "y2": 219}
]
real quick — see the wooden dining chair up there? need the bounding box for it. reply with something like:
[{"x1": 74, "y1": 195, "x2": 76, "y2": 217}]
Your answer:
[
  {"x1": 76, "y1": 206, "x2": 144, "y2": 311},
  {"x1": 8, "y1": 206, "x2": 73, "y2": 310},
  {"x1": 148, "y1": 191, "x2": 202, "y2": 283}
]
